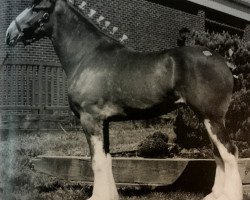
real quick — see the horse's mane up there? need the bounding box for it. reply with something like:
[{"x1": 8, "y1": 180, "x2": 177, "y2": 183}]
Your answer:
[{"x1": 65, "y1": 0, "x2": 124, "y2": 47}]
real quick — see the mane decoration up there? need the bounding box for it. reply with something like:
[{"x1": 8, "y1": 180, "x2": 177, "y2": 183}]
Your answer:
[{"x1": 67, "y1": 0, "x2": 128, "y2": 43}]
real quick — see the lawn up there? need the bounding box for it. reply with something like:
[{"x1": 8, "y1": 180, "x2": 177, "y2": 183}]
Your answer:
[{"x1": 0, "y1": 120, "x2": 248, "y2": 200}]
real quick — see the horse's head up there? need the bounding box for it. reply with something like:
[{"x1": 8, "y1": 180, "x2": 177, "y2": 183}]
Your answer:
[{"x1": 6, "y1": 0, "x2": 56, "y2": 46}]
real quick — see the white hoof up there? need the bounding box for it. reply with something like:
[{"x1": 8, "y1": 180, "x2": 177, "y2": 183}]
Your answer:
[
  {"x1": 87, "y1": 196, "x2": 99, "y2": 200},
  {"x1": 216, "y1": 194, "x2": 231, "y2": 200},
  {"x1": 87, "y1": 196, "x2": 103, "y2": 200},
  {"x1": 203, "y1": 193, "x2": 217, "y2": 200},
  {"x1": 87, "y1": 193, "x2": 119, "y2": 200}
]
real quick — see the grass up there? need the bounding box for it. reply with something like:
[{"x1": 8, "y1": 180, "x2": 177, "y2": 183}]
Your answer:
[
  {"x1": 0, "y1": 120, "x2": 184, "y2": 200},
  {"x1": 0, "y1": 119, "x2": 248, "y2": 200}
]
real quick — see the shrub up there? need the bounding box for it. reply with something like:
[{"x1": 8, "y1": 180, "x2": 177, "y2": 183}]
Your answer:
[
  {"x1": 137, "y1": 132, "x2": 179, "y2": 158},
  {"x1": 174, "y1": 107, "x2": 209, "y2": 148},
  {"x1": 226, "y1": 89, "x2": 250, "y2": 143}
]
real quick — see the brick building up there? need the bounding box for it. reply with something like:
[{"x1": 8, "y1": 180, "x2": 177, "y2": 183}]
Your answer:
[
  {"x1": 0, "y1": 0, "x2": 249, "y2": 118},
  {"x1": 147, "y1": 0, "x2": 250, "y2": 39}
]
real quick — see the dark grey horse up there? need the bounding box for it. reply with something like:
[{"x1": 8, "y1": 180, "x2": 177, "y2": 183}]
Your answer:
[{"x1": 5, "y1": 0, "x2": 242, "y2": 199}]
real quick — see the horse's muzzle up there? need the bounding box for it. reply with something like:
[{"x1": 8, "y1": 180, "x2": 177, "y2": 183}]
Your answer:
[{"x1": 5, "y1": 20, "x2": 23, "y2": 46}]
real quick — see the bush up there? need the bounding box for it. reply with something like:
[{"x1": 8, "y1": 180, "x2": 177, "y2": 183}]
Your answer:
[
  {"x1": 174, "y1": 107, "x2": 209, "y2": 148},
  {"x1": 137, "y1": 132, "x2": 179, "y2": 158},
  {"x1": 226, "y1": 89, "x2": 250, "y2": 143},
  {"x1": 190, "y1": 31, "x2": 250, "y2": 66}
]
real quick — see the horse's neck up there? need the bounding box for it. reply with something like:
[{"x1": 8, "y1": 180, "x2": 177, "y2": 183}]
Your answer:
[{"x1": 51, "y1": 1, "x2": 106, "y2": 76}]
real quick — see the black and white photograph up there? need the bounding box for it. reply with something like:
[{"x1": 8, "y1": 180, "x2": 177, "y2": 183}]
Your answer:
[{"x1": 0, "y1": 0, "x2": 250, "y2": 199}]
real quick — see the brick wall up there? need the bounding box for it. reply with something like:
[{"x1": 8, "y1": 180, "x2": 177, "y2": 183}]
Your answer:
[{"x1": 0, "y1": 0, "x2": 205, "y2": 65}]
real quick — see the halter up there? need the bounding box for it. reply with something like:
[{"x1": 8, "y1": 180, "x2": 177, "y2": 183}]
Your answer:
[{"x1": 14, "y1": 5, "x2": 51, "y2": 45}]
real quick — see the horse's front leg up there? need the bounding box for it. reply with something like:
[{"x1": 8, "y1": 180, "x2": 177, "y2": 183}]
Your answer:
[{"x1": 80, "y1": 113, "x2": 119, "y2": 200}]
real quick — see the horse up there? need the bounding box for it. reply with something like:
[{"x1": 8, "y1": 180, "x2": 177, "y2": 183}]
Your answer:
[{"x1": 5, "y1": 0, "x2": 242, "y2": 199}]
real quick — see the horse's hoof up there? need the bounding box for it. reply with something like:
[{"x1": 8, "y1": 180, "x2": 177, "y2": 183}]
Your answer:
[
  {"x1": 216, "y1": 194, "x2": 231, "y2": 200},
  {"x1": 87, "y1": 194, "x2": 119, "y2": 200},
  {"x1": 87, "y1": 197, "x2": 96, "y2": 200},
  {"x1": 87, "y1": 197, "x2": 101, "y2": 200},
  {"x1": 203, "y1": 193, "x2": 217, "y2": 200}
]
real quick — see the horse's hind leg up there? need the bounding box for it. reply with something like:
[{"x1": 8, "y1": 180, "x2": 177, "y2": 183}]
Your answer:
[
  {"x1": 203, "y1": 144, "x2": 225, "y2": 200},
  {"x1": 203, "y1": 118, "x2": 242, "y2": 200},
  {"x1": 80, "y1": 113, "x2": 118, "y2": 200}
]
